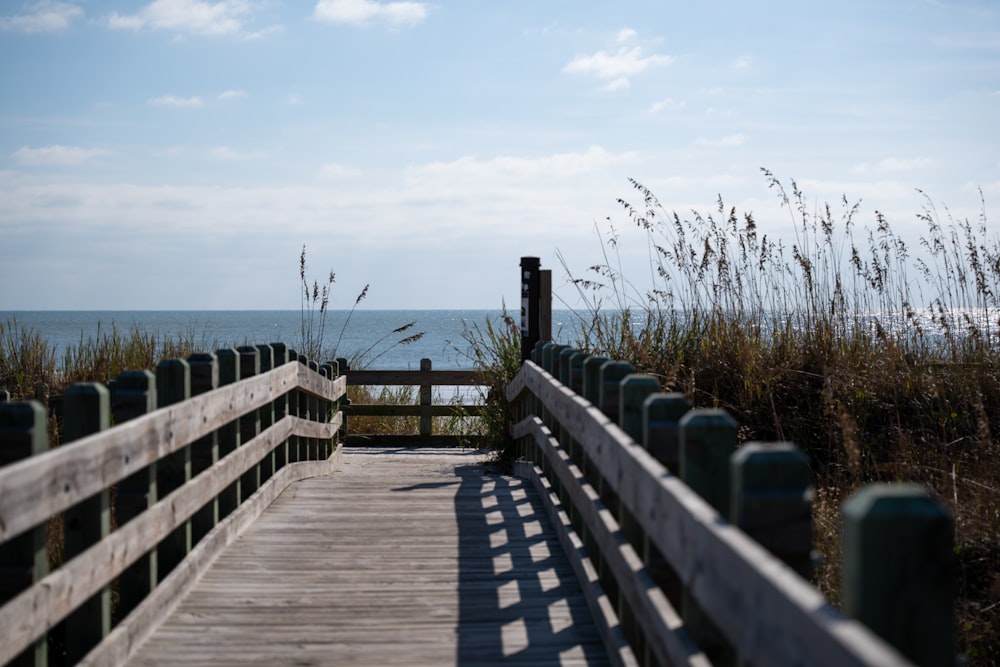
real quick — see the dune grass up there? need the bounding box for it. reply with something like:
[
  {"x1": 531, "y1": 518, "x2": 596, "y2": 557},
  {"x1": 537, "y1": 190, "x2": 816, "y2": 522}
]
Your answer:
[{"x1": 553, "y1": 172, "x2": 998, "y2": 663}]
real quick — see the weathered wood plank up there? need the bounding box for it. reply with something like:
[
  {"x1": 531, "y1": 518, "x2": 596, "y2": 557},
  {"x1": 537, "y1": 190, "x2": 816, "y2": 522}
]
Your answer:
[
  {"x1": 345, "y1": 369, "x2": 484, "y2": 386},
  {"x1": 0, "y1": 362, "x2": 344, "y2": 544},
  {"x1": 508, "y1": 361, "x2": 913, "y2": 667},
  {"x1": 125, "y1": 449, "x2": 614, "y2": 666}
]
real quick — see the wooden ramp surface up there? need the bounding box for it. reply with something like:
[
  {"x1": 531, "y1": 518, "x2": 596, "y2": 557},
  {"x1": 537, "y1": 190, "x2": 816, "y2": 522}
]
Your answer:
[{"x1": 128, "y1": 448, "x2": 612, "y2": 666}]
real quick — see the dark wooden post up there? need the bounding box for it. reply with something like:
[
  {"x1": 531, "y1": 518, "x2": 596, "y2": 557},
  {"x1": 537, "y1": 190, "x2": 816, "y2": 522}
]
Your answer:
[
  {"x1": 581, "y1": 356, "x2": 609, "y2": 406},
  {"x1": 0, "y1": 401, "x2": 49, "y2": 667},
  {"x1": 256, "y1": 344, "x2": 275, "y2": 481},
  {"x1": 187, "y1": 352, "x2": 219, "y2": 545},
  {"x1": 679, "y1": 407, "x2": 739, "y2": 666},
  {"x1": 420, "y1": 358, "x2": 433, "y2": 438},
  {"x1": 61, "y1": 384, "x2": 112, "y2": 662},
  {"x1": 156, "y1": 358, "x2": 191, "y2": 581},
  {"x1": 111, "y1": 370, "x2": 157, "y2": 621},
  {"x1": 271, "y1": 343, "x2": 289, "y2": 470},
  {"x1": 567, "y1": 350, "x2": 586, "y2": 395},
  {"x1": 642, "y1": 393, "x2": 690, "y2": 471},
  {"x1": 237, "y1": 346, "x2": 261, "y2": 491},
  {"x1": 308, "y1": 360, "x2": 320, "y2": 459},
  {"x1": 519, "y1": 256, "x2": 541, "y2": 362},
  {"x1": 730, "y1": 442, "x2": 813, "y2": 578},
  {"x1": 215, "y1": 348, "x2": 241, "y2": 516},
  {"x1": 336, "y1": 357, "x2": 349, "y2": 447},
  {"x1": 598, "y1": 361, "x2": 635, "y2": 425},
  {"x1": 320, "y1": 362, "x2": 335, "y2": 457},
  {"x1": 842, "y1": 484, "x2": 954, "y2": 667},
  {"x1": 619, "y1": 374, "x2": 660, "y2": 443}
]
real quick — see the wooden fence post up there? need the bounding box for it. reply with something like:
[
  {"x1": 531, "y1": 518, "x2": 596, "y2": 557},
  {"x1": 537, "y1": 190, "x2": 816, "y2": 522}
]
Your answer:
[
  {"x1": 730, "y1": 442, "x2": 813, "y2": 578},
  {"x1": 519, "y1": 256, "x2": 541, "y2": 362},
  {"x1": 237, "y1": 346, "x2": 261, "y2": 491},
  {"x1": 420, "y1": 358, "x2": 433, "y2": 439},
  {"x1": 581, "y1": 356, "x2": 609, "y2": 406},
  {"x1": 841, "y1": 483, "x2": 954, "y2": 667},
  {"x1": 679, "y1": 407, "x2": 739, "y2": 667},
  {"x1": 308, "y1": 360, "x2": 320, "y2": 458},
  {"x1": 215, "y1": 348, "x2": 241, "y2": 516},
  {"x1": 0, "y1": 400, "x2": 49, "y2": 667},
  {"x1": 642, "y1": 392, "x2": 689, "y2": 471},
  {"x1": 187, "y1": 352, "x2": 219, "y2": 545},
  {"x1": 256, "y1": 344, "x2": 275, "y2": 481},
  {"x1": 61, "y1": 383, "x2": 112, "y2": 662},
  {"x1": 320, "y1": 362, "x2": 336, "y2": 457},
  {"x1": 271, "y1": 343, "x2": 289, "y2": 469},
  {"x1": 336, "y1": 357, "x2": 348, "y2": 447},
  {"x1": 619, "y1": 374, "x2": 660, "y2": 443},
  {"x1": 156, "y1": 358, "x2": 191, "y2": 581},
  {"x1": 111, "y1": 370, "x2": 157, "y2": 621},
  {"x1": 598, "y1": 361, "x2": 635, "y2": 425}
]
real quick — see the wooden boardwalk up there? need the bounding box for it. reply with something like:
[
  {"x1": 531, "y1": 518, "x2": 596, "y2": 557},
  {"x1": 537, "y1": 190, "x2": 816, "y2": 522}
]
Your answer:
[{"x1": 127, "y1": 448, "x2": 613, "y2": 666}]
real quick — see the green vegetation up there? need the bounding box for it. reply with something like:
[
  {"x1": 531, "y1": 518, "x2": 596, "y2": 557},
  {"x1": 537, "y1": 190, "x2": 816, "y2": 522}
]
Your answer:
[{"x1": 556, "y1": 172, "x2": 998, "y2": 663}]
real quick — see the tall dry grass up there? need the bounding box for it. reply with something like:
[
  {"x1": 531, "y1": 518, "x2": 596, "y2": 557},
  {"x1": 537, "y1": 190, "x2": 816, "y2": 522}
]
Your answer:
[{"x1": 559, "y1": 172, "x2": 999, "y2": 663}]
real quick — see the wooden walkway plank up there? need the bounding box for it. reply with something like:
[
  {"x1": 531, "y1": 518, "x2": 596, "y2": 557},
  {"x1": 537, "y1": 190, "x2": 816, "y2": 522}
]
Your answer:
[{"x1": 127, "y1": 448, "x2": 614, "y2": 666}]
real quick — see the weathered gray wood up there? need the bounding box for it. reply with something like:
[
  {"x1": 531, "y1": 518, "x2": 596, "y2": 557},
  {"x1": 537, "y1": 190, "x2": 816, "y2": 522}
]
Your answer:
[
  {"x1": 0, "y1": 414, "x2": 339, "y2": 665},
  {"x1": 187, "y1": 352, "x2": 220, "y2": 545},
  {"x1": 157, "y1": 358, "x2": 193, "y2": 582},
  {"x1": 0, "y1": 362, "x2": 344, "y2": 544},
  {"x1": 344, "y1": 368, "x2": 485, "y2": 386},
  {"x1": 506, "y1": 361, "x2": 914, "y2": 667},
  {"x1": 514, "y1": 417, "x2": 710, "y2": 667},
  {"x1": 125, "y1": 448, "x2": 610, "y2": 666},
  {"x1": 420, "y1": 358, "x2": 433, "y2": 437}
]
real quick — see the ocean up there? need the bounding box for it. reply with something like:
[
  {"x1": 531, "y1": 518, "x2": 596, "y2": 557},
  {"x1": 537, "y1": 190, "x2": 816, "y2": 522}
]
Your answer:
[{"x1": 1, "y1": 310, "x2": 581, "y2": 371}]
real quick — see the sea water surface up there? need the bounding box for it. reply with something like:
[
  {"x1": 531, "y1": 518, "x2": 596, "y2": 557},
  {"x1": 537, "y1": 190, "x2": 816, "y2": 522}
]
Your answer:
[{"x1": 2, "y1": 310, "x2": 581, "y2": 370}]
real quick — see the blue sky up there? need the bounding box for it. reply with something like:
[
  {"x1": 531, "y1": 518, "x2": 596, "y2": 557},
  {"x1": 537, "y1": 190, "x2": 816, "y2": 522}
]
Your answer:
[{"x1": 1, "y1": 0, "x2": 997, "y2": 310}]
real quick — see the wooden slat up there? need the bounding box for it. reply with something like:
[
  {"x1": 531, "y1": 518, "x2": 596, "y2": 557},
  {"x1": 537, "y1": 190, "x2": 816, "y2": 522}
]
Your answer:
[
  {"x1": 344, "y1": 404, "x2": 486, "y2": 417},
  {"x1": 0, "y1": 362, "x2": 344, "y2": 544},
  {"x1": 0, "y1": 415, "x2": 340, "y2": 665},
  {"x1": 343, "y1": 434, "x2": 483, "y2": 448},
  {"x1": 508, "y1": 361, "x2": 914, "y2": 667},
  {"x1": 125, "y1": 449, "x2": 614, "y2": 666},
  {"x1": 345, "y1": 369, "x2": 484, "y2": 386}
]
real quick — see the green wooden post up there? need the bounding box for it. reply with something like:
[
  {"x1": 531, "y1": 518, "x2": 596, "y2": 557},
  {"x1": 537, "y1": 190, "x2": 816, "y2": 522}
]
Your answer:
[
  {"x1": 156, "y1": 358, "x2": 191, "y2": 581},
  {"x1": 842, "y1": 484, "x2": 954, "y2": 667},
  {"x1": 567, "y1": 351, "x2": 586, "y2": 395},
  {"x1": 335, "y1": 356, "x2": 348, "y2": 448},
  {"x1": 187, "y1": 352, "x2": 219, "y2": 546},
  {"x1": 308, "y1": 360, "x2": 320, "y2": 458},
  {"x1": 598, "y1": 361, "x2": 635, "y2": 424},
  {"x1": 61, "y1": 384, "x2": 112, "y2": 662},
  {"x1": 730, "y1": 442, "x2": 813, "y2": 578},
  {"x1": 679, "y1": 407, "x2": 739, "y2": 666},
  {"x1": 237, "y1": 346, "x2": 261, "y2": 492},
  {"x1": 111, "y1": 370, "x2": 157, "y2": 621},
  {"x1": 215, "y1": 348, "x2": 241, "y2": 516},
  {"x1": 0, "y1": 401, "x2": 49, "y2": 667},
  {"x1": 321, "y1": 361, "x2": 336, "y2": 457},
  {"x1": 256, "y1": 344, "x2": 275, "y2": 481},
  {"x1": 420, "y1": 358, "x2": 433, "y2": 439},
  {"x1": 643, "y1": 393, "x2": 689, "y2": 471},
  {"x1": 619, "y1": 374, "x2": 660, "y2": 443},
  {"x1": 581, "y1": 356, "x2": 609, "y2": 406},
  {"x1": 270, "y1": 343, "x2": 289, "y2": 470},
  {"x1": 558, "y1": 348, "x2": 578, "y2": 387},
  {"x1": 531, "y1": 339, "x2": 545, "y2": 365}
]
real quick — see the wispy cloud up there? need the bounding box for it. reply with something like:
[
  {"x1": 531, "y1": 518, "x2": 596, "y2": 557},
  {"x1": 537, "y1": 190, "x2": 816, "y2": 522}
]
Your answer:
[
  {"x1": 648, "y1": 98, "x2": 685, "y2": 113},
  {"x1": 694, "y1": 134, "x2": 747, "y2": 148},
  {"x1": 107, "y1": 0, "x2": 277, "y2": 39},
  {"x1": 319, "y1": 162, "x2": 363, "y2": 179},
  {"x1": 0, "y1": 1, "x2": 82, "y2": 33},
  {"x1": 12, "y1": 145, "x2": 107, "y2": 166},
  {"x1": 313, "y1": 0, "x2": 428, "y2": 28},
  {"x1": 562, "y1": 31, "x2": 673, "y2": 89},
  {"x1": 148, "y1": 95, "x2": 204, "y2": 107},
  {"x1": 210, "y1": 146, "x2": 265, "y2": 160},
  {"x1": 218, "y1": 89, "x2": 247, "y2": 100},
  {"x1": 851, "y1": 157, "x2": 933, "y2": 174}
]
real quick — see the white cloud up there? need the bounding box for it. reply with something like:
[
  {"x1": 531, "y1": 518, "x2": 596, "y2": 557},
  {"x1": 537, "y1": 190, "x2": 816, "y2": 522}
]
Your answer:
[
  {"x1": 562, "y1": 46, "x2": 673, "y2": 88},
  {"x1": 218, "y1": 89, "x2": 247, "y2": 100},
  {"x1": 648, "y1": 98, "x2": 685, "y2": 113},
  {"x1": 319, "y1": 163, "x2": 363, "y2": 179},
  {"x1": 733, "y1": 54, "x2": 752, "y2": 70},
  {"x1": 616, "y1": 28, "x2": 637, "y2": 43},
  {"x1": 851, "y1": 157, "x2": 933, "y2": 174},
  {"x1": 313, "y1": 0, "x2": 428, "y2": 28},
  {"x1": 0, "y1": 1, "x2": 82, "y2": 32},
  {"x1": 12, "y1": 145, "x2": 107, "y2": 166},
  {"x1": 107, "y1": 0, "x2": 266, "y2": 37},
  {"x1": 694, "y1": 134, "x2": 747, "y2": 148},
  {"x1": 210, "y1": 146, "x2": 264, "y2": 160},
  {"x1": 148, "y1": 95, "x2": 204, "y2": 107},
  {"x1": 604, "y1": 78, "x2": 630, "y2": 92}
]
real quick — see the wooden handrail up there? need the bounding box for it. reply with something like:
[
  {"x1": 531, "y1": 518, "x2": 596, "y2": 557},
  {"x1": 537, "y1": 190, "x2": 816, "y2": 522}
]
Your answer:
[
  {"x1": 506, "y1": 359, "x2": 915, "y2": 667},
  {"x1": 0, "y1": 352, "x2": 345, "y2": 666}
]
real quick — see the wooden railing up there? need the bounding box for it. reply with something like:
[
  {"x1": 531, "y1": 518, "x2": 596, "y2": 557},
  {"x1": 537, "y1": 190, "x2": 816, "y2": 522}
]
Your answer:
[
  {"x1": 0, "y1": 344, "x2": 345, "y2": 667},
  {"x1": 506, "y1": 341, "x2": 953, "y2": 667},
  {"x1": 338, "y1": 357, "x2": 486, "y2": 447}
]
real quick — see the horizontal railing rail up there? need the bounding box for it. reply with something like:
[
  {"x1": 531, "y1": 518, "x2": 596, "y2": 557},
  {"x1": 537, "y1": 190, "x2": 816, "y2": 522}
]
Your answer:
[
  {"x1": 0, "y1": 344, "x2": 346, "y2": 667},
  {"x1": 339, "y1": 357, "x2": 486, "y2": 447},
  {"x1": 507, "y1": 341, "x2": 953, "y2": 667}
]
